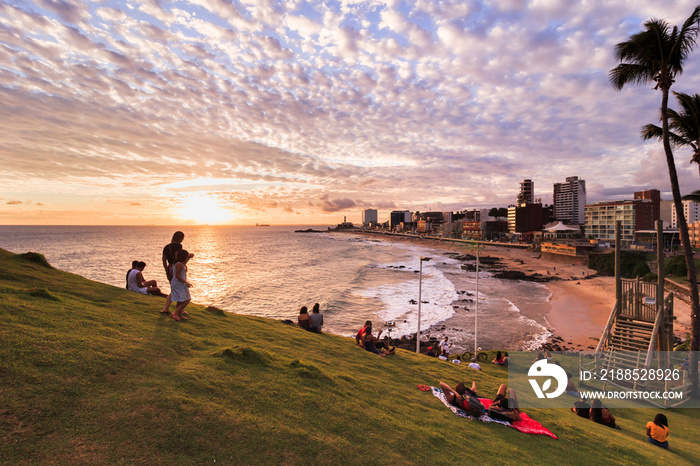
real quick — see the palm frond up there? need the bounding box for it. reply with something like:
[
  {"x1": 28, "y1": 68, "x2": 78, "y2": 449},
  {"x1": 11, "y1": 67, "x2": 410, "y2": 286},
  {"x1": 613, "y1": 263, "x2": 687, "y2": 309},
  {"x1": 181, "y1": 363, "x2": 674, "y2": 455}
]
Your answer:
[
  {"x1": 682, "y1": 190, "x2": 700, "y2": 202},
  {"x1": 640, "y1": 123, "x2": 689, "y2": 148},
  {"x1": 671, "y1": 6, "x2": 700, "y2": 61},
  {"x1": 609, "y1": 63, "x2": 655, "y2": 90},
  {"x1": 641, "y1": 123, "x2": 663, "y2": 141}
]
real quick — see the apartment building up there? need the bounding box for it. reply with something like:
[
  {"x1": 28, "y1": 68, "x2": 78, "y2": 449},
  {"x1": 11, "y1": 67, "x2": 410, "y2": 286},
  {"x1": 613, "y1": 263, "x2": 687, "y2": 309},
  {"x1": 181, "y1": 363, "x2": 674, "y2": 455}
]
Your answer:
[
  {"x1": 518, "y1": 179, "x2": 534, "y2": 206},
  {"x1": 671, "y1": 200, "x2": 700, "y2": 228},
  {"x1": 362, "y1": 209, "x2": 378, "y2": 227},
  {"x1": 553, "y1": 176, "x2": 586, "y2": 225},
  {"x1": 584, "y1": 193, "x2": 657, "y2": 244}
]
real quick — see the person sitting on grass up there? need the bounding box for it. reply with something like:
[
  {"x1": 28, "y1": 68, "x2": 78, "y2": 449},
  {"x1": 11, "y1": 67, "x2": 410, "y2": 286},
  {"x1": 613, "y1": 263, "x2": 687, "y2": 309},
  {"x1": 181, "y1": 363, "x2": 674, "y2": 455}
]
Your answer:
[
  {"x1": 297, "y1": 306, "x2": 311, "y2": 330},
  {"x1": 570, "y1": 397, "x2": 591, "y2": 418},
  {"x1": 590, "y1": 399, "x2": 618, "y2": 429},
  {"x1": 355, "y1": 320, "x2": 372, "y2": 347},
  {"x1": 309, "y1": 303, "x2": 324, "y2": 333},
  {"x1": 126, "y1": 260, "x2": 138, "y2": 289},
  {"x1": 468, "y1": 358, "x2": 482, "y2": 370},
  {"x1": 492, "y1": 351, "x2": 506, "y2": 365},
  {"x1": 127, "y1": 261, "x2": 164, "y2": 296},
  {"x1": 361, "y1": 322, "x2": 395, "y2": 356},
  {"x1": 565, "y1": 372, "x2": 580, "y2": 397},
  {"x1": 646, "y1": 413, "x2": 669, "y2": 449}
]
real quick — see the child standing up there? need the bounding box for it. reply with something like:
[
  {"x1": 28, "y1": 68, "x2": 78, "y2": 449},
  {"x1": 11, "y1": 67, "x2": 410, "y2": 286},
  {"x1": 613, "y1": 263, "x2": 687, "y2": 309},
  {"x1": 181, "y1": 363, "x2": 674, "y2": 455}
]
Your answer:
[
  {"x1": 646, "y1": 414, "x2": 669, "y2": 449},
  {"x1": 170, "y1": 249, "x2": 192, "y2": 322}
]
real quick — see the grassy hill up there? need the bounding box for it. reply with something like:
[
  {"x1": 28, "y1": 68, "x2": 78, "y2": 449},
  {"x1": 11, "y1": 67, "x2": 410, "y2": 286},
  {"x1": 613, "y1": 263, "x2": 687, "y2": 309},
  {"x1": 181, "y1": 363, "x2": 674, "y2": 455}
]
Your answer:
[{"x1": 1, "y1": 247, "x2": 699, "y2": 465}]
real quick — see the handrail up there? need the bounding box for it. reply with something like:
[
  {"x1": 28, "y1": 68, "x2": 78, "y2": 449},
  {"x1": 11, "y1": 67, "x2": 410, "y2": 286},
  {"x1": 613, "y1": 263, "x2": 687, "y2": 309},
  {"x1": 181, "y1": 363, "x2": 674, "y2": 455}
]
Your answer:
[
  {"x1": 643, "y1": 302, "x2": 666, "y2": 369},
  {"x1": 595, "y1": 302, "x2": 619, "y2": 353}
]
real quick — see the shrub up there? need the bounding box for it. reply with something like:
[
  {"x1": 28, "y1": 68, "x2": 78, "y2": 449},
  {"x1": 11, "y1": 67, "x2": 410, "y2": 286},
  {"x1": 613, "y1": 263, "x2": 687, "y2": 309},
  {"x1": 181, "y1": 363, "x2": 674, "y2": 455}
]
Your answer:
[
  {"x1": 665, "y1": 255, "x2": 687, "y2": 277},
  {"x1": 588, "y1": 251, "x2": 651, "y2": 278}
]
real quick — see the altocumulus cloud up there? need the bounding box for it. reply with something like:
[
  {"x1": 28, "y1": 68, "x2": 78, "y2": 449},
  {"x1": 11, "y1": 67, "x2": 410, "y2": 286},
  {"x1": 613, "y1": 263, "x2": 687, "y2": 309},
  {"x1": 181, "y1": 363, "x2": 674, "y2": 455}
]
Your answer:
[{"x1": 1, "y1": 0, "x2": 700, "y2": 223}]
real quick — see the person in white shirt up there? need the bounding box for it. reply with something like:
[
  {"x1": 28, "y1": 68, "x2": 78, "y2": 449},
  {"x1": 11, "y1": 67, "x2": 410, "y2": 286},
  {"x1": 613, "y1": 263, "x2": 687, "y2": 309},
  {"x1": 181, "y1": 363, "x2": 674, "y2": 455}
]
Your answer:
[
  {"x1": 127, "y1": 261, "x2": 162, "y2": 296},
  {"x1": 468, "y1": 358, "x2": 482, "y2": 371},
  {"x1": 438, "y1": 336, "x2": 452, "y2": 357}
]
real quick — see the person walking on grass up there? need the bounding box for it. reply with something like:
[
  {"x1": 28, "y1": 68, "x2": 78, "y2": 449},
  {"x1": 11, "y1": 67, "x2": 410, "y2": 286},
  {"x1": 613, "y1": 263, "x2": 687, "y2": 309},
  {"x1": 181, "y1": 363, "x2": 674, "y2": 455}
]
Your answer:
[
  {"x1": 161, "y1": 231, "x2": 194, "y2": 314},
  {"x1": 170, "y1": 249, "x2": 192, "y2": 322}
]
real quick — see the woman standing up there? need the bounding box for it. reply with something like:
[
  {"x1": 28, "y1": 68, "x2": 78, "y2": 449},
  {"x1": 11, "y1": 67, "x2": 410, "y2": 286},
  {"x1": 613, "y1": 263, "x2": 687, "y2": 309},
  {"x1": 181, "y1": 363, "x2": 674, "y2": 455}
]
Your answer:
[{"x1": 161, "y1": 231, "x2": 194, "y2": 314}]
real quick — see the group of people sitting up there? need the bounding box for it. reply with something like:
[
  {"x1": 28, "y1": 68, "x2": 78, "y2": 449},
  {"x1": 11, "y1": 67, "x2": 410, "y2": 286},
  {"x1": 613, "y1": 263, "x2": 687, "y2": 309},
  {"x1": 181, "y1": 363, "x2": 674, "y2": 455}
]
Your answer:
[
  {"x1": 355, "y1": 321, "x2": 395, "y2": 356},
  {"x1": 571, "y1": 398, "x2": 619, "y2": 428},
  {"x1": 439, "y1": 380, "x2": 521, "y2": 422},
  {"x1": 297, "y1": 304, "x2": 324, "y2": 333},
  {"x1": 126, "y1": 261, "x2": 165, "y2": 297}
]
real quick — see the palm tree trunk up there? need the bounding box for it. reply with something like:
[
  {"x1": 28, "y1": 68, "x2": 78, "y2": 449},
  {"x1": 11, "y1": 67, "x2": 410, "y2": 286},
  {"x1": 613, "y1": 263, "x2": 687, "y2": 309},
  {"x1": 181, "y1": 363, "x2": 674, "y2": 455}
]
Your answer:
[{"x1": 662, "y1": 86, "x2": 700, "y2": 396}]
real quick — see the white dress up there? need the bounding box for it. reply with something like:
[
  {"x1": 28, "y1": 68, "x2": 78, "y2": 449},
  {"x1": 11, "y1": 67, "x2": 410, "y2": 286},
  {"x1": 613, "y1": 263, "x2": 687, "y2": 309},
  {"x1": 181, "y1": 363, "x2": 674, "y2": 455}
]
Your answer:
[{"x1": 170, "y1": 263, "x2": 191, "y2": 302}]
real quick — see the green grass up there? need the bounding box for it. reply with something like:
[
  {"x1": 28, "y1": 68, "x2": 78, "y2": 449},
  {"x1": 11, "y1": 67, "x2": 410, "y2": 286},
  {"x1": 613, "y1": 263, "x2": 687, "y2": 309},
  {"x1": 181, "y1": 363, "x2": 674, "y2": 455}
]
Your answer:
[{"x1": 1, "y1": 248, "x2": 699, "y2": 464}]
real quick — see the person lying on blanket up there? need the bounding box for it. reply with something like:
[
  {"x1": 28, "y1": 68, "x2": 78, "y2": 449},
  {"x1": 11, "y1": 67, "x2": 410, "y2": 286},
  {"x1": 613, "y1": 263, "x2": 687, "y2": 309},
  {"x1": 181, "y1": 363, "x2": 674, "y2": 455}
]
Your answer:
[
  {"x1": 438, "y1": 381, "x2": 485, "y2": 418},
  {"x1": 440, "y1": 381, "x2": 522, "y2": 422},
  {"x1": 485, "y1": 384, "x2": 522, "y2": 423}
]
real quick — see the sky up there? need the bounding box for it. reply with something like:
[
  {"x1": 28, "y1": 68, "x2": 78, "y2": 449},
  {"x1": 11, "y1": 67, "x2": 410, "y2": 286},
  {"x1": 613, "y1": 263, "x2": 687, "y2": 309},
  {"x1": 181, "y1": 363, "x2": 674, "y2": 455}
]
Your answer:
[{"x1": 2, "y1": 0, "x2": 700, "y2": 225}]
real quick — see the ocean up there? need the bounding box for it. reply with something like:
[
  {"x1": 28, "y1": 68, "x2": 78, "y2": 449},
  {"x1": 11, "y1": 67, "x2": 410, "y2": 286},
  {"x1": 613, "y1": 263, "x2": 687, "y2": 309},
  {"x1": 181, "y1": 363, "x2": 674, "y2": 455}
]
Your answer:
[{"x1": 0, "y1": 225, "x2": 551, "y2": 352}]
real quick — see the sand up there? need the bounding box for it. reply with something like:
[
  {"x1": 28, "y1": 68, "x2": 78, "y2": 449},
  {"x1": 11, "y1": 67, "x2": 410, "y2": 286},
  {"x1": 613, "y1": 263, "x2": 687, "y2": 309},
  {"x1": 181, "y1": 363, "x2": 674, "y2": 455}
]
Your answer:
[
  {"x1": 351, "y1": 232, "x2": 691, "y2": 349},
  {"x1": 478, "y1": 244, "x2": 615, "y2": 350}
]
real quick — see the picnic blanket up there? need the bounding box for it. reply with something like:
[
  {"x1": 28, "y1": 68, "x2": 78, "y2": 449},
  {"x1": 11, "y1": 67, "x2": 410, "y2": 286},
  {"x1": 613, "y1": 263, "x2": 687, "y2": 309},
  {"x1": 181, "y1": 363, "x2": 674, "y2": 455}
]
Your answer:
[{"x1": 428, "y1": 386, "x2": 558, "y2": 439}]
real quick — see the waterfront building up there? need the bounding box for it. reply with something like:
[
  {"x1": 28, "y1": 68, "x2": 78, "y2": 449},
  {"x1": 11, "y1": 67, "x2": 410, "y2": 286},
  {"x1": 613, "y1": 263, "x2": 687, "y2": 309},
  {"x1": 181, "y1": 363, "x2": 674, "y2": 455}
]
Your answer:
[
  {"x1": 671, "y1": 200, "x2": 700, "y2": 228},
  {"x1": 584, "y1": 192, "x2": 658, "y2": 244},
  {"x1": 553, "y1": 176, "x2": 586, "y2": 225},
  {"x1": 507, "y1": 203, "x2": 544, "y2": 234},
  {"x1": 390, "y1": 210, "x2": 411, "y2": 230},
  {"x1": 362, "y1": 209, "x2": 378, "y2": 227}
]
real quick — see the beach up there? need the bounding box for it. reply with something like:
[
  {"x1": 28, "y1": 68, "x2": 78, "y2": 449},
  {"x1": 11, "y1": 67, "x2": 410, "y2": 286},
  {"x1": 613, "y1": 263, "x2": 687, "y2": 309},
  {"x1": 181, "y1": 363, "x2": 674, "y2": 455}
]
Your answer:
[{"x1": 351, "y1": 232, "x2": 691, "y2": 351}]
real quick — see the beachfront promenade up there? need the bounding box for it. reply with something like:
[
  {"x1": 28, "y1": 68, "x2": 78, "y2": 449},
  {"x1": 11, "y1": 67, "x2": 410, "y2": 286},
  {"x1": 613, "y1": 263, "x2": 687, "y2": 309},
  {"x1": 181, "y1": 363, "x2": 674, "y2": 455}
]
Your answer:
[{"x1": 349, "y1": 230, "x2": 531, "y2": 249}]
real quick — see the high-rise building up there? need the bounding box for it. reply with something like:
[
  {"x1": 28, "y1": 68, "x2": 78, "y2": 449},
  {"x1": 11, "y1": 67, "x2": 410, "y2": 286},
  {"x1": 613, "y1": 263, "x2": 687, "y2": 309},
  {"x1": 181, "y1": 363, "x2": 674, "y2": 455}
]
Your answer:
[
  {"x1": 390, "y1": 210, "x2": 412, "y2": 230},
  {"x1": 671, "y1": 200, "x2": 700, "y2": 228},
  {"x1": 362, "y1": 209, "x2": 378, "y2": 227},
  {"x1": 517, "y1": 179, "x2": 534, "y2": 206},
  {"x1": 634, "y1": 189, "x2": 660, "y2": 221},
  {"x1": 553, "y1": 176, "x2": 586, "y2": 225}
]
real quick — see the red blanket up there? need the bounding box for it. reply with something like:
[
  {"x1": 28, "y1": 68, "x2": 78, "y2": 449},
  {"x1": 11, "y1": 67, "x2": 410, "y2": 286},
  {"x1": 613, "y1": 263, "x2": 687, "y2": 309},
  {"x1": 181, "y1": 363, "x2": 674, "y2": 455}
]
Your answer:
[{"x1": 481, "y1": 399, "x2": 558, "y2": 439}]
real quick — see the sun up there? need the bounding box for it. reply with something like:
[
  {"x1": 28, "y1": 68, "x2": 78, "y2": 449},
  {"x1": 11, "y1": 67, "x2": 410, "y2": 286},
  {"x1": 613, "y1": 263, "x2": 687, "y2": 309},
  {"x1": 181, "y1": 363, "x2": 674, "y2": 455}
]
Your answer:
[{"x1": 178, "y1": 194, "x2": 233, "y2": 224}]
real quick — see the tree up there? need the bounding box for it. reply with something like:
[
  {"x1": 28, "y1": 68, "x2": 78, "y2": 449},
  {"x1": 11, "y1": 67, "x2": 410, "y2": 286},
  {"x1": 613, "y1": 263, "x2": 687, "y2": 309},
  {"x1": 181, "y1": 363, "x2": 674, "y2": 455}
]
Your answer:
[
  {"x1": 642, "y1": 91, "x2": 700, "y2": 178},
  {"x1": 682, "y1": 189, "x2": 700, "y2": 202},
  {"x1": 609, "y1": 7, "x2": 700, "y2": 396}
]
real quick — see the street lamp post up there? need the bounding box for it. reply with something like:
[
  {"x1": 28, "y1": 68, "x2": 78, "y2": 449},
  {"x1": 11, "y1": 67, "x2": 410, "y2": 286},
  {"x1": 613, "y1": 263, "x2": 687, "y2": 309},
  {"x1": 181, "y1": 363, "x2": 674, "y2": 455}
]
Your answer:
[
  {"x1": 416, "y1": 256, "x2": 431, "y2": 353},
  {"x1": 474, "y1": 244, "x2": 479, "y2": 354}
]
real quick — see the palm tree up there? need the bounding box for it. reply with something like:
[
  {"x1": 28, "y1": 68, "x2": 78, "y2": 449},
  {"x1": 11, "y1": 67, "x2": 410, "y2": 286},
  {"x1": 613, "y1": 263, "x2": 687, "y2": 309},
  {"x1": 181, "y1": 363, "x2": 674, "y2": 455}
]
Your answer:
[
  {"x1": 642, "y1": 91, "x2": 700, "y2": 178},
  {"x1": 683, "y1": 190, "x2": 700, "y2": 203},
  {"x1": 610, "y1": 7, "x2": 700, "y2": 397}
]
